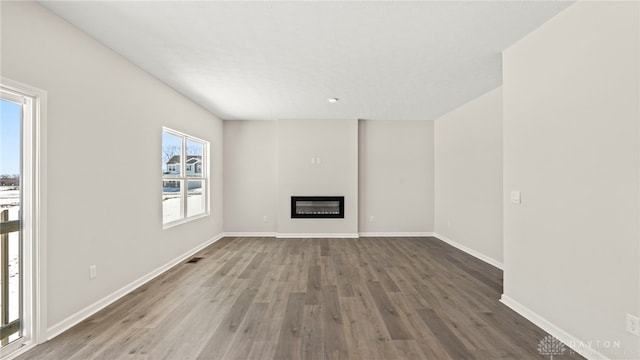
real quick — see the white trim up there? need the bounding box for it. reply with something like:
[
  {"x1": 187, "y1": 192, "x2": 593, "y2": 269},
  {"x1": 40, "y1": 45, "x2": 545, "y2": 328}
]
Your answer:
[
  {"x1": 276, "y1": 233, "x2": 359, "y2": 239},
  {"x1": 226, "y1": 232, "x2": 438, "y2": 239},
  {"x1": 0, "y1": 78, "x2": 48, "y2": 357},
  {"x1": 358, "y1": 232, "x2": 435, "y2": 237},
  {"x1": 162, "y1": 213, "x2": 209, "y2": 230},
  {"x1": 432, "y1": 233, "x2": 503, "y2": 270},
  {"x1": 500, "y1": 295, "x2": 610, "y2": 360},
  {"x1": 1, "y1": 341, "x2": 35, "y2": 360},
  {"x1": 223, "y1": 232, "x2": 277, "y2": 238},
  {"x1": 46, "y1": 233, "x2": 224, "y2": 340}
]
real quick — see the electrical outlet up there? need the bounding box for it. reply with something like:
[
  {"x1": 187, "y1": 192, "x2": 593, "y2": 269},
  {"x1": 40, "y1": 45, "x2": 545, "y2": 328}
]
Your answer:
[
  {"x1": 262, "y1": 215, "x2": 268, "y2": 223},
  {"x1": 369, "y1": 215, "x2": 374, "y2": 222},
  {"x1": 89, "y1": 265, "x2": 97, "y2": 279},
  {"x1": 626, "y1": 314, "x2": 640, "y2": 336}
]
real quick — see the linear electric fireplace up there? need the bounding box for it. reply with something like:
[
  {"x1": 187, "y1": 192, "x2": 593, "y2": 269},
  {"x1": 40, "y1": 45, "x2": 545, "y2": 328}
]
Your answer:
[{"x1": 291, "y1": 196, "x2": 344, "y2": 219}]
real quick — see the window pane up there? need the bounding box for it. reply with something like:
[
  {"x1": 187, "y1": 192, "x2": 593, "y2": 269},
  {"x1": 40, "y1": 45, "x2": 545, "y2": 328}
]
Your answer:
[
  {"x1": 162, "y1": 180, "x2": 182, "y2": 223},
  {"x1": 187, "y1": 180, "x2": 205, "y2": 217},
  {"x1": 186, "y1": 140, "x2": 204, "y2": 177},
  {"x1": 1, "y1": 98, "x2": 23, "y2": 344},
  {"x1": 162, "y1": 132, "x2": 182, "y2": 177}
]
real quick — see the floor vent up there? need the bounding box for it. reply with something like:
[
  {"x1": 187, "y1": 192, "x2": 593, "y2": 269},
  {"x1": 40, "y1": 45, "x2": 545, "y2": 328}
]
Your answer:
[{"x1": 186, "y1": 257, "x2": 203, "y2": 264}]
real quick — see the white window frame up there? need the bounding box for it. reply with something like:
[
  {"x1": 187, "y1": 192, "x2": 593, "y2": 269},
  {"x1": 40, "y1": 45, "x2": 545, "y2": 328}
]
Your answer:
[
  {"x1": 0, "y1": 78, "x2": 47, "y2": 359},
  {"x1": 162, "y1": 127, "x2": 209, "y2": 228}
]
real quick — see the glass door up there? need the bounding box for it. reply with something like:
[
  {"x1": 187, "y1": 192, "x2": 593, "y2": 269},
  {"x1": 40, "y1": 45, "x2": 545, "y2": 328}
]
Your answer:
[{"x1": 0, "y1": 94, "x2": 24, "y2": 349}]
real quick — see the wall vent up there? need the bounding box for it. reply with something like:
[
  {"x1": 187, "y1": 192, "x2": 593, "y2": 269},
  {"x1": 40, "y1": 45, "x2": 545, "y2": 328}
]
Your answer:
[{"x1": 186, "y1": 257, "x2": 203, "y2": 264}]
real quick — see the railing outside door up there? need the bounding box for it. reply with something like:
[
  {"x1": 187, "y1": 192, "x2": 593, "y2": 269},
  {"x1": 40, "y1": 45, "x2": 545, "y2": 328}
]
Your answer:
[{"x1": 0, "y1": 209, "x2": 20, "y2": 345}]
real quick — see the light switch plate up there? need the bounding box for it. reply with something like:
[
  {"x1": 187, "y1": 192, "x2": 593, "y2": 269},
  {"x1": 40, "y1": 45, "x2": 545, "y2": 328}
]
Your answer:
[{"x1": 511, "y1": 191, "x2": 521, "y2": 204}]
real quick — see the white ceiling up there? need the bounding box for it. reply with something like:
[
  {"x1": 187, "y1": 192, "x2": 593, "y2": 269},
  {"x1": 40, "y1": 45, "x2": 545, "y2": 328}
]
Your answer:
[{"x1": 41, "y1": 1, "x2": 573, "y2": 121}]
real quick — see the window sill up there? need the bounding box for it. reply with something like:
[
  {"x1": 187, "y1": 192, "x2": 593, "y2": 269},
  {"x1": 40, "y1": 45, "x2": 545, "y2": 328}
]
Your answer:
[{"x1": 163, "y1": 213, "x2": 210, "y2": 230}]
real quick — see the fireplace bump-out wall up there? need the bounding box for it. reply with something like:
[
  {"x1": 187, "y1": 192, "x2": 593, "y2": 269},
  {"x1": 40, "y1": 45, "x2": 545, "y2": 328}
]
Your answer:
[{"x1": 277, "y1": 119, "x2": 358, "y2": 236}]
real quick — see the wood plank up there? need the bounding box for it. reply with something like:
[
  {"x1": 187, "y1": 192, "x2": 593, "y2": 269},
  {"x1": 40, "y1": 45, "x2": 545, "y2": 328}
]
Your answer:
[
  {"x1": 332, "y1": 255, "x2": 355, "y2": 298},
  {"x1": 246, "y1": 282, "x2": 292, "y2": 360},
  {"x1": 322, "y1": 285, "x2": 349, "y2": 360},
  {"x1": 320, "y1": 239, "x2": 330, "y2": 256},
  {"x1": 305, "y1": 265, "x2": 322, "y2": 305},
  {"x1": 273, "y1": 292, "x2": 306, "y2": 360},
  {"x1": 366, "y1": 280, "x2": 412, "y2": 340},
  {"x1": 301, "y1": 305, "x2": 323, "y2": 360},
  {"x1": 154, "y1": 281, "x2": 250, "y2": 359},
  {"x1": 201, "y1": 253, "x2": 245, "y2": 287},
  {"x1": 255, "y1": 264, "x2": 286, "y2": 302},
  {"x1": 340, "y1": 297, "x2": 397, "y2": 360},
  {"x1": 196, "y1": 287, "x2": 259, "y2": 359},
  {"x1": 391, "y1": 340, "x2": 428, "y2": 360},
  {"x1": 319, "y1": 256, "x2": 337, "y2": 287},
  {"x1": 416, "y1": 307, "x2": 476, "y2": 360},
  {"x1": 87, "y1": 327, "x2": 151, "y2": 360},
  {"x1": 372, "y1": 264, "x2": 400, "y2": 293},
  {"x1": 386, "y1": 292, "x2": 453, "y2": 360},
  {"x1": 238, "y1": 252, "x2": 268, "y2": 279},
  {"x1": 222, "y1": 302, "x2": 268, "y2": 360}
]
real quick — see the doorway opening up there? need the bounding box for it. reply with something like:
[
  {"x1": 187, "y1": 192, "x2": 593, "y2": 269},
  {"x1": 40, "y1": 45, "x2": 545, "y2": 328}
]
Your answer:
[{"x1": 0, "y1": 80, "x2": 46, "y2": 358}]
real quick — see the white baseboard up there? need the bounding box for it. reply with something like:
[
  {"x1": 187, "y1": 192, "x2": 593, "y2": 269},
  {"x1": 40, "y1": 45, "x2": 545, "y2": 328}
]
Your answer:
[
  {"x1": 223, "y1": 232, "x2": 276, "y2": 238},
  {"x1": 432, "y1": 232, "x2": 503, "y2": 270},
  {"x1": 358, "y1": 232, "x2": 435, "y2": 237},
  {"x1": 276, "y1": 233, "x2": 359, "y2": 238},
  {"x1": 226, "y1": 232, "x2": 435, "y2": 239},
  {"x1": 500, "y1": 295, "x2": 610, "y2": 360},
  {"x1": 46, "y1": 233, "x2": 225, "y2": 340}
]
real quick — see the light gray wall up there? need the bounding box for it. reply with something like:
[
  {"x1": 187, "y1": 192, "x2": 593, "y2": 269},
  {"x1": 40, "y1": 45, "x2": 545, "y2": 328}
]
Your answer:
[
  {"x1": 434, "y1": 87, "x2": 502, "y2": 265},
  {"x1": 358, "y1": 120, "x2": 434, "y2": 234},
  {"x1": 223, "y1": 120, "x2": 434, "y2": 236},
  {"x1": 503, "y1": 1, "x2": 640, "y2": 357},
  {"x1": 277, "y1": 119, "x2": 359, "y2": 236},
  {"x1": 1, "y1": 2, "x2": 224, "y2": 330},
  {"x1": 223, "y1": 121, "x2": 277, "y2": 233}
]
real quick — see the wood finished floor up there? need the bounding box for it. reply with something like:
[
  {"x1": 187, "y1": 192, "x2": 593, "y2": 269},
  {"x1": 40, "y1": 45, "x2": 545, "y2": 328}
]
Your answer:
[{"x1": 18, "y1": 237, "x2": 584, "y2": 360}]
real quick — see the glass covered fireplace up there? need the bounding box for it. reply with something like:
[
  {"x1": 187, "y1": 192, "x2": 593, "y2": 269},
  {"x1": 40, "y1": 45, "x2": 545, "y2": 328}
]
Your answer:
[{"x1": 291, "y1": 196, "x2": 344, "y2": 218}]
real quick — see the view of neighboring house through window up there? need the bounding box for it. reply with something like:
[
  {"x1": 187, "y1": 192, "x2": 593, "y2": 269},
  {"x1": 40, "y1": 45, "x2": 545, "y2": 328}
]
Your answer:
[{"x1": 162, "y1": 128, "x2": 208, "y2": 226}]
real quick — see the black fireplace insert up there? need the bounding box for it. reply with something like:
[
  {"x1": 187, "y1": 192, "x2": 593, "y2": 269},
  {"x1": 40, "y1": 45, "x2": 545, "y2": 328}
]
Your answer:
[{"x1": 291, "y1": 196, "x2": 344, "y2": 218}]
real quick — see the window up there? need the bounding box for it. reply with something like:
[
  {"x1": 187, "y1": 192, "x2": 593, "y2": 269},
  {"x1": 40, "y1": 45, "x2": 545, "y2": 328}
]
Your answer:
[{"x1": 162, "y1": 128, "x2": 208, "y2": 226}]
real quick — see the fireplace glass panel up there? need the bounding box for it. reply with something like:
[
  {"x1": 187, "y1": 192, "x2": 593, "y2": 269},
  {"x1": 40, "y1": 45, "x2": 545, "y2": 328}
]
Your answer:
[{"x1": 296, "y1": 200, "x2": 340, "y2": 215}]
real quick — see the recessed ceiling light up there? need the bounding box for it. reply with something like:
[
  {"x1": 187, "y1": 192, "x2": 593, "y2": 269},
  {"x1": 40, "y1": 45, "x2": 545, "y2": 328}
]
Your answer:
[{"x1": 328, "y1": 98, "x2": 339, "y2": 103}]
